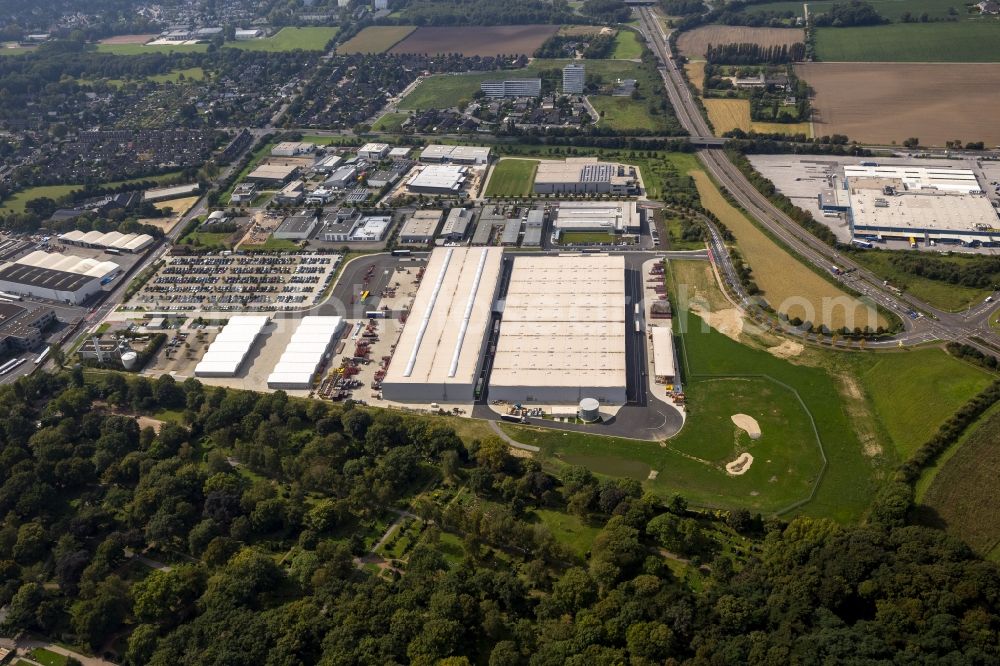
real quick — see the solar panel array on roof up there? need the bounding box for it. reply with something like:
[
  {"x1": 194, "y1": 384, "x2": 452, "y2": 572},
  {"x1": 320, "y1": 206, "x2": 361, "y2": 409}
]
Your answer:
[{"x1": 194, "y1": 316, "x2": 270, "y2": 377}]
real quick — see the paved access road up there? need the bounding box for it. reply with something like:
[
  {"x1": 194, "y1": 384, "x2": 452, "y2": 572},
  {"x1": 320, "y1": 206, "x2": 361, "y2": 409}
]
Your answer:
[{"x1": 634, "y1": 6, "x2": 1000, "y2": 356}]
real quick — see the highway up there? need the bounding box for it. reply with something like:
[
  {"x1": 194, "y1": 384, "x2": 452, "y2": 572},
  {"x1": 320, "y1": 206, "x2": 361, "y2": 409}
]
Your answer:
[{"x1": 634, "y1": 6, "x2": 1000, "y2": 354}]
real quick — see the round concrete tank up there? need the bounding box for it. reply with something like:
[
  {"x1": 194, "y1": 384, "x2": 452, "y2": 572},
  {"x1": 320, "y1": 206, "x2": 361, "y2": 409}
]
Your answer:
[
  {"x1": 120, "y1": 351, "x2": 138, "y2": 370},
  {"x1": 579, "y1": 398, "x2": 601, "y2": 423}
]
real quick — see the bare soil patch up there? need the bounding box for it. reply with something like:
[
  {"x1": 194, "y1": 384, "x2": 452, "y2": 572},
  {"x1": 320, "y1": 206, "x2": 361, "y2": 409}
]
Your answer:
[
  {"x1": 689, "y1": 302, "x2": 744, "y2": 341},
  {"x1": 389, "y1": 25, "x2": 558, "y2": 57},
  {"x1": 731, "y1": 413, "x2": 762, "y2": 440},
  {"x1": 767, "y1": 339, "x2": 803, "y2": 359},
  {"x1": 726, "y1": 452, "x2": 754, "y2": 476},
  {"x1": 677, "y1": 25, "x2": 804, "y2": 59},
  {"x1": 796, "y1": 62, "x2": 1000, "y2": 147}
]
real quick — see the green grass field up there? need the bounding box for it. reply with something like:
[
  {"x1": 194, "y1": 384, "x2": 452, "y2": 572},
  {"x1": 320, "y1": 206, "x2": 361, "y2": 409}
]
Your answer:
[
  {"x1": 591, "y1": 94, "x2": 673, "y2": 132},
  {"x1": 506, "y1": 303, "x2": 878, "y2": 521},
  {"x1": 745, "y1": 0, "x2": 970, "y2": 21},
  {"x1": 0, "y1": 184, "x2": 80, "y2": 214},
  {"x1": 180, "y1": 231, "x2": 233, "y2": 250},
  {"x1": 991, "y1": 307, "x2": 1000, "y2": 329},
  {"x1": 529, "y1": 508, "x2": 601, "y2": 559},
  {"x1": 97, "y1": 42, "x2": 208, "y2": 55},
  {"x1": 147, "y1": 66, "x2": 206, "y2": 83},
  {"x1": 918, "y1": 404, "x2": 1000, "y2": 558},
  {"x1": 611, "y1": 29, "x2": 644, "y2": 59},
  {"x1": 371, "y1": 112, "x2": 409, "y2": 132},
  {"x1": 857, "y1": 348, "x2": 995, "y2": 458},
  {"x1": 338, "y1": 26, "x2": 416, "y2": 53},
  {"x1": 558, "y1": 231, "x2": 617, "y2": 244},
  {"x1": 97, "y1": 27, "x2": 338, "y2": 56},
  {"x1": 0, "y1": 171, "x2": 186, "y2": 214},
  {"x1": 816, "y1": 22, "x2": 1000, "y2": 62},
  {"x1": 29, "y1": 649, "x2": 68, "y2": 666},
  {"x1": 850, "y1": 251, "x2": 996, "y2": 311},
  {"x1": 484, "y1": 159, "x2": 538, "y2": 197},
  {"x1": 227, "y1": 27, "x2": 339, "y2": 52}
]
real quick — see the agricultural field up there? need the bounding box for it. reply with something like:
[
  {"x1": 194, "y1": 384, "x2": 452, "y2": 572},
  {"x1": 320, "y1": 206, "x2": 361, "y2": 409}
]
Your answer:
[
  {"x1": 611, "y1": 29, "x2": 644, "y2": 59},
  {"x1": 690, "y1": 170, "x2": 885, "y2": 330},
  {"x1": 676, "y1": 25, "x2": 804, "y2": 59},
  {"x1": 919, "y1": 405, "x2": 1000, "y2": 559},
  {"x1": 507, "y1": 305, "x2": 880, "y2": 521},
  {"x1": 857, "y1": 348, "x2": 995, "y2": 458},
  {"x1": 389, "y1": 25, "x2": 558, "y2": 57},
  {"x1": 226, "y1": 27, "x2": 339, "y2": 52},
  {"x1": 484, "y1": 159, "x2": 538, "y2": 197},
  {"x1": 796, "y1": 62, "x2": 1000, "y2": 147},
  {"x1": 338, "y1": 26, "x2": 416, "y2": 54},
  {"x1": 685, "y1": 60, "x2": 705, "y2": 93},
  {"x1": 743, "y1": 0, "x2": 970, "y2": 22},
  {"x1": 849, "y1": 250, "x2": 996, "y2": 311},
  {"x1": 815, "y1": 22, "x2": 1000, "y2": 62},
  {"x1": 703, "y1": 98, "x2": 812, "y2": 137}
]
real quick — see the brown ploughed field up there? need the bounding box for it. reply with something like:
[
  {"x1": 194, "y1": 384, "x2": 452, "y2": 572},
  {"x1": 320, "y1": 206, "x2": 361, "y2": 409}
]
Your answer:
[
  {"x1": 796, "y1": 62, "x2": 1000, "y2": 147},
  {"x1": 389, "y1": 25, "x2": 558, "y2": 57},
  {"x1": 677, "y1": 25, "x2": 804, "y2": 59}
]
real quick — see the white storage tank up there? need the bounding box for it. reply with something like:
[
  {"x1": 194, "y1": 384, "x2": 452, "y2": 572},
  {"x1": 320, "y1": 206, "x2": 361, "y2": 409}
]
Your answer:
[
  {"x1": 578, "y1": 397, "x2": 600, "y2": 423},
  {"x1": 120, "y1": 351, "x2": 138, "y2": 370}
]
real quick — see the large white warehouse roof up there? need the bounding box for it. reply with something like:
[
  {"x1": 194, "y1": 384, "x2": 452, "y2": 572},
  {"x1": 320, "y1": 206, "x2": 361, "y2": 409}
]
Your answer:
[
  {"x1": 382, "y1": 247, "x2": 503, "y2": 403},
  {"x1": 16, "y1": 250, "x2": 120, "y2": 280},
  {"x1": 490, "y1": 254, "x2": 627, "y2": 404},
  {"x1": 266, "y1": 316, "x2": 344, "y2": 390},
  {"x1": 195, "y1": 315, "x2": 269, "y2": 377}
]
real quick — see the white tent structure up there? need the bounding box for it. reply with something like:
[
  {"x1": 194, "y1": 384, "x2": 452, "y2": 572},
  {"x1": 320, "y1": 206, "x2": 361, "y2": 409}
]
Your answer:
[
  {"x1": 267, "y1": 316, "x2": 344, "y2": 389},
  {"x1": 195, "y1": 316, "x2": 270, "y2": 377}
]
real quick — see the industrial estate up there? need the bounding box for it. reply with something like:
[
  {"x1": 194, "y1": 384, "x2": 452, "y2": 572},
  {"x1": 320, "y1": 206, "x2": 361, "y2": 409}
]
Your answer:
[{"x1": 0, "y1": 0, "x2": 999, "y2": 663}]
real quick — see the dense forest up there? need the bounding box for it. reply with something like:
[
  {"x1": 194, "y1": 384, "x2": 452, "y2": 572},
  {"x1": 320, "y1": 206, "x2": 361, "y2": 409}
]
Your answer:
[
  {"x1": 393, "y1": 0, "x2": 577, "y2": 26},
  {"x1": 813, "y1": 1, "x2": 888, "y2": 27},
  {"x1": 886, "y1": 253, "x2": 1000, "y2": 290},
  {"x1": 1, "y1": 371, "x2": 999, "y2": 664}
]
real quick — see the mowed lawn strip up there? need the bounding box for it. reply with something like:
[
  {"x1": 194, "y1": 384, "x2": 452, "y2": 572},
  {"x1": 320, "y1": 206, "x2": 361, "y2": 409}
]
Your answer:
[
  {"x1": 857, "y1": 348, "x2": 995, "y2": 458},
  {"x1": 815, "y1": 22, "x2": 1000, "y2": 62},
  {"x1": 485, "y1": 159, "x2": 538, "y2": 197},
  {"x1": 611, "y1": 30, "x2": 644, "y2": 59},
  {"x1": 338, "y1": 26, "x2": 416, "y2": 54},
  {"x1": 690, "y1": 169, "x2": 884, "y2": 330},
  {"x1": 919, "y1": 405, "x2": 1000, "y2": 557}
]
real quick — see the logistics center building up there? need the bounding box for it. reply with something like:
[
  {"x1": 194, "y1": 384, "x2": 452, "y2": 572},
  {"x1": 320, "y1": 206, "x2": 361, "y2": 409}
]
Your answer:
[
  {"x1": 381, "y1": 247, "x2": 504, "y2": 403},
  {"x1": 490, "y1": 254, "x2": 627, "y2": 405}
]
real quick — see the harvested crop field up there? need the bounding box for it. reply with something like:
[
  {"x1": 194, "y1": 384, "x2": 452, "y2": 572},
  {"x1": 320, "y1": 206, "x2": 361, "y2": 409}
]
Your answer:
[
  {"x1": 676, "y1": 25, "x2": 804, "y2": 59},
  {"x1": 99, "y1": 34, "x2": 158, "y2": 44},
  {"x1": 704, "y1": 98, "x2": 811, "y2": 137},
  {"x1": 690, "y1": 170, "x2": 886, "y2": 330},
  {"x1": 338, "y1": 26, "x2": 415, "y2": 54},
  {"x1": 796, "y1": 62, "x2": 1000, "y2": 147},
  {"x1": 389, "y1": 25, "x2": 558, "y2": 57}
]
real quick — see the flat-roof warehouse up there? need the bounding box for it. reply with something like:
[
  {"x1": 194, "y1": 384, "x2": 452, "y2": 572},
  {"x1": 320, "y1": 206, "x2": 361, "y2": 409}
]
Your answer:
[
  {"x1": 490, "y1": 254, "x2": 627, "y2": 405},
  {"x1": 0, "y1": 263, "x2": 101, "y2": 304},
  {"x1": 381, "y1": 247, "x2": 504, "y2": 403}
]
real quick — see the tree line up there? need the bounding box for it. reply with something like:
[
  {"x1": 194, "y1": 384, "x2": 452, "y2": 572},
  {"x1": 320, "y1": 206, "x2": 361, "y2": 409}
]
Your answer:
[{"x1": 704, "y1": 41, "x2": 806, "y2": 65}]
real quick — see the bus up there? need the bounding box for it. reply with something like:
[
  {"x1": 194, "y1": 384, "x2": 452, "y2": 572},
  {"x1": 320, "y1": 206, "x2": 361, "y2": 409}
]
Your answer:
[
  {"x1": 852, "y1": 239, "x2": 874, "y2": 249},
  {"x1": 365, "y1": 310, "x2": 387, "y2": 319},
  {"x1": 635, "y1": 319, "x2": 641, "y2": 333},
  {"x1": 391, "y1": 249, "x2": 412, "y2": 257},
  {"x1": 500, "y1": 413, "x2": 526, "y2": 424}
]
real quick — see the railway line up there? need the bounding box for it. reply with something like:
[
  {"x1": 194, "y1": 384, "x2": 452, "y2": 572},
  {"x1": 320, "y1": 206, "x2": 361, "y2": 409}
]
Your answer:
[{"x1": 635, "y1": 6, "x2": 999, "y2": 352}]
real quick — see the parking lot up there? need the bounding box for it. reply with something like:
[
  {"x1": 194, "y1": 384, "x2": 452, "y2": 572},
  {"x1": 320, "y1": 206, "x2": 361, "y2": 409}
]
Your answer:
[{"x1": 125, "y1": 252, "x2": 341, "y2": 312}]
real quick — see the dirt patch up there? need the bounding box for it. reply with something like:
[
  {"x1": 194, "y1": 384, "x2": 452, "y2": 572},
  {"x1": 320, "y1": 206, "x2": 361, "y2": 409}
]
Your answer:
[
  {"x1": 726, "y1": 452, "x2": 754, "y2": 476},
  {"x1": 389, "y1": 25, "x2": 558, "y2": 57},
  {"x1": 768, "y1": 339, "x2": 804, "y2": 359},
  {"x1": 647, "y1": 469, "x2": 659, "y2": 480},
  {"x1": 796, "y1": 62, "x2": 1000, "y2": 147},
  {"x1": 506, "y1": 446, "x2": 534, "y2": 459},
  {"x1": 689, "y1": 301, "x2": 744, "y2": 341},
  {"x1": 731, "y1": 413, "x2": 762, "y2": 440},
  {"x1": 677, "y1": 25, "x2": 804, "y2": 59},
  {"x1": 100, "y1": 34, "x2": 157, "y2": 45},
  {"x1": 136, "y1": 416, "x2": 165, "y2": 433}
]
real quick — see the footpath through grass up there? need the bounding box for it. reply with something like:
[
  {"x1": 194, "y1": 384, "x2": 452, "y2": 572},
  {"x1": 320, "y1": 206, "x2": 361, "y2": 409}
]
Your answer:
[
  {"x1": 484, "y1": 159, "x2": 538, "y2": 197},
  {"x1": 857, "y1": 348, "x2": 995, "y2": 459},
  {"x1": 816, "y1": 22, "x2": 1000, "y2": 62}
]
